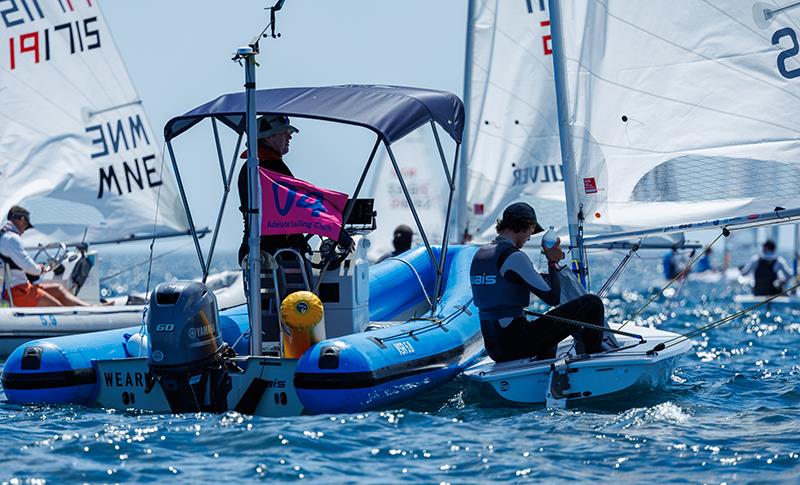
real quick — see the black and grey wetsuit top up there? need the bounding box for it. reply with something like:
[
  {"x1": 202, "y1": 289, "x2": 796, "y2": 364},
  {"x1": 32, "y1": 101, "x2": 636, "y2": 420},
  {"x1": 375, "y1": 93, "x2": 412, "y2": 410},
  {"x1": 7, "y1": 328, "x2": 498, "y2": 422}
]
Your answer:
[{"x1": 469, "y1": 236, "x2": 560, "y2": 326}]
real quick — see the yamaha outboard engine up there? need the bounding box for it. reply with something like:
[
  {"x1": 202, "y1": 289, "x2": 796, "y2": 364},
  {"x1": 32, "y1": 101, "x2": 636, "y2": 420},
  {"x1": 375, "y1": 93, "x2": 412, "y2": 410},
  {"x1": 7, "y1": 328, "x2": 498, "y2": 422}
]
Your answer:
[{"x1": 146, "y1": 281, "x2": 231, "y2": 413}]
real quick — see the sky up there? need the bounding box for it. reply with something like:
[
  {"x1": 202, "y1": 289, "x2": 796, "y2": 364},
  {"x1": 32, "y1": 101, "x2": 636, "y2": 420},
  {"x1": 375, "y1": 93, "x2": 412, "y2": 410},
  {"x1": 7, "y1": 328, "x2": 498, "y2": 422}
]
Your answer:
[{"x1": 101, "y1": 0, "x2": 468, "y2": 255}]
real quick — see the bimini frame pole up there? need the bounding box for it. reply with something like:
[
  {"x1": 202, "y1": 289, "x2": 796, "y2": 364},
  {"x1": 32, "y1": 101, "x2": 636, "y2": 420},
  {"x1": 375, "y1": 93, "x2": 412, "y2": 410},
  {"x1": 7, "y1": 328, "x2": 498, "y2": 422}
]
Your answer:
[
  {"x1": 431, "y1": 121, "x2": 460, "y2": 314},
  {"x1": 166, "y1": 139, "x2": 207, "y2": 278},
  {"x1": 203, "y1": 129, "x2": 244, "y2": 282},
  {"x1": 238, "y1": 45, "x2": 263, "y2": 357},
  {"x1": 548, "y1": 0, "x2": 588, "y2": 288}
]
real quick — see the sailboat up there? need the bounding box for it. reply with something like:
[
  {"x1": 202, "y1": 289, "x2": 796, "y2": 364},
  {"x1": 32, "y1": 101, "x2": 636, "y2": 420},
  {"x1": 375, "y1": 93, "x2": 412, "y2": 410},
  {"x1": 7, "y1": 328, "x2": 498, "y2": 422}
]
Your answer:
[
  {"x1": 0, "y1": 1, "x2": 225, "y2": 354},
  {"x1": 466, "y1": 0, "x2": 800, "y2": 406}
]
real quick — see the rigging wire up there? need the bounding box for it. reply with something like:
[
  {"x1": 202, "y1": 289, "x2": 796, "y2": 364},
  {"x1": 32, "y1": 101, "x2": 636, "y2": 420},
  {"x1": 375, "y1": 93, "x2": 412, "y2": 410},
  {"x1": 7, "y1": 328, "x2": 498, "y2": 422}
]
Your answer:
[
  {"x1": 597, "y1": 237, "x2": 642, "y2": 298},
  {"x1": 619, "y1": 230, "x2": 726, "y2": 329},
  {"x1": 661, "y1": 279, "x2": 800, "y2": 350},
  {"x1": 99, "y1": 239, "x2": 193, "y2": 283},
  {"x1": 145, "y1": 142, "x2": 168, "y2": 295}
]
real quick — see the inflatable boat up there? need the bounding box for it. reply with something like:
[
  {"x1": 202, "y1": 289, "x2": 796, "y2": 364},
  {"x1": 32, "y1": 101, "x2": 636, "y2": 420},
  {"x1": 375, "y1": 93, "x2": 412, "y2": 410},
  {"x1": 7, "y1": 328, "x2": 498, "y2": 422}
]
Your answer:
[{"x1": 2, "y1": 245, "x2": 483, "y2": 413}]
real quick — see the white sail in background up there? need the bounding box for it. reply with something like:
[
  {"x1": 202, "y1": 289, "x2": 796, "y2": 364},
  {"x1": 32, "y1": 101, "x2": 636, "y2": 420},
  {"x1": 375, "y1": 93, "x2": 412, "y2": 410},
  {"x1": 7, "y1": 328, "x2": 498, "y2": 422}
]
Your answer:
[
  {"x1": 364, "y1": 129, "x2": 450, "y2": 261},
  {"x1": 0, "y1": 0, "x2": 189, "y2": 246},
  {"x1": 558, "y1": 1, "x2": 800, "y2": 235},
  {"x1": 464, "y1": 0, "x2": 566, "y2": 240}
]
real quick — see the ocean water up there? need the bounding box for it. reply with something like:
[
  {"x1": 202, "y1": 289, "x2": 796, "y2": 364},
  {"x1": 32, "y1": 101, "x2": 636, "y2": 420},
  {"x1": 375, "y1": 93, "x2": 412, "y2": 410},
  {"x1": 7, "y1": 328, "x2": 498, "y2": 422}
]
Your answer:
[{"x1": 1, "y1": 249, "x2": 800, "y2": 483}]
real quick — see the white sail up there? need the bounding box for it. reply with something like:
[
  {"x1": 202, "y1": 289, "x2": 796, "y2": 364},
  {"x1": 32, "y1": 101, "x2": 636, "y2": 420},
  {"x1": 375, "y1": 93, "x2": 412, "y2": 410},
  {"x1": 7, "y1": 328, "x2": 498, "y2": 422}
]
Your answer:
[
  {"x1": 364, "y1": 129, "x2": 450, "y2": 261},
  {"x1": 558, "y1": 1, "x2": 800, "y2": 234},
  {"x1": 464, "y1": 0, "x2": 566, "y2": 240},
  {"x1": 0, "y1": 0, "x2": 189, "y2": 246}
]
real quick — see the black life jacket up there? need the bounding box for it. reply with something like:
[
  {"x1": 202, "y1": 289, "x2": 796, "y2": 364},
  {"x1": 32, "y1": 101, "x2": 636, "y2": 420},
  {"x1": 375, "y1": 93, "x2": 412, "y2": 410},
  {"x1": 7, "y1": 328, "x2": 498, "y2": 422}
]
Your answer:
[
  {"x1": 470, "y1": 241, "x2": 531, "y2": 320},
  {"x1": 753, "y1": 258, "x2": 781, "y2": 296}
]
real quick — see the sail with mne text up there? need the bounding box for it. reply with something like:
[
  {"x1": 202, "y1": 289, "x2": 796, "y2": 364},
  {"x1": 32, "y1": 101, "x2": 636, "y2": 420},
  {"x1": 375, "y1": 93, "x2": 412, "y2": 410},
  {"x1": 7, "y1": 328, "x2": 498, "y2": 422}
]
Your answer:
[
  {"x1": 0, "y1": 0, "x2": 189, "y2": 246},
  {"x1": 556, "y1": 0, "x2": 800, "y2": 242}
]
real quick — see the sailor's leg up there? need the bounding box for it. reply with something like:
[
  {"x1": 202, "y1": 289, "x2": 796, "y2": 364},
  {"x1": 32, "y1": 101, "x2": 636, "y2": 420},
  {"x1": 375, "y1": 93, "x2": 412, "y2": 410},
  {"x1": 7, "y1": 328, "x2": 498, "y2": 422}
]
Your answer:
[
  {"x1": 39, "y1": 282, "x2": 89, "y2": 307},
  {"x1": 33, "y1": 286, "x2": 62, "y2": 307},
  {"x1": 536, "y1": 294, "x2": 605, "y2": 355}
]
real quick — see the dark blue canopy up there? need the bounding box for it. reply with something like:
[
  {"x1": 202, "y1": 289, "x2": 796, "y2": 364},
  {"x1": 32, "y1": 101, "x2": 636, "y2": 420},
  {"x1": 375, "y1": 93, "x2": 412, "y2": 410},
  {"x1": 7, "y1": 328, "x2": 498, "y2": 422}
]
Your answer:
[{"x1": 164, "y1": 85, "x2": 464, "y2": 144}]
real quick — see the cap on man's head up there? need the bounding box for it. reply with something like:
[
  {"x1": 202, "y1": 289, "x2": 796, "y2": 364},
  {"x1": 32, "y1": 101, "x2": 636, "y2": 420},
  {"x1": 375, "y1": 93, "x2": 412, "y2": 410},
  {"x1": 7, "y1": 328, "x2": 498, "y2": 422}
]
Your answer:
[
  {"x1": 7, "y1": 205, "x2": 33, "y2": 228},
  {"x1": 501, "y1": 202, "x2": 544, "y2": 234},
  {"x1": 257, "y1": 115, "x2": 299, "y2": 139}
]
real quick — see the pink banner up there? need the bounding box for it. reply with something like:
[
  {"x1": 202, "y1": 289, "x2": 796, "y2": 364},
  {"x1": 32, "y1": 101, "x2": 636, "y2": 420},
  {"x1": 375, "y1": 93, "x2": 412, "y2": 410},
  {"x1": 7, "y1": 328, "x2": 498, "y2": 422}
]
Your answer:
[{"x1": 259, "y1": 168, "x2": 349, "y2": 239}]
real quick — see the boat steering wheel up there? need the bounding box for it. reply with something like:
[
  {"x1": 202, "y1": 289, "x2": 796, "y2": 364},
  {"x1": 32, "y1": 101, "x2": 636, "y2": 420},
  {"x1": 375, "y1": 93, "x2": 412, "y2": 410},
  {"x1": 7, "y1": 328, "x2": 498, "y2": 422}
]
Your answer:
[
  {"x1": 310, "y1": 238, "x2": 349, "y2": 271},
  {"x1": 33, "y1": 242, "x2": 69, "y2": 273}
]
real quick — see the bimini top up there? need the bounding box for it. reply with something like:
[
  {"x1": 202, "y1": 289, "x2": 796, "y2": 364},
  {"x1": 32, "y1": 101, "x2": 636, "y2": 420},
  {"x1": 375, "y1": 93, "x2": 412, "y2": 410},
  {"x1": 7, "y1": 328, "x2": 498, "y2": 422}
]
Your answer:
[{"x1": 164, "y1": 85, "x2": 465, "y2": 144}]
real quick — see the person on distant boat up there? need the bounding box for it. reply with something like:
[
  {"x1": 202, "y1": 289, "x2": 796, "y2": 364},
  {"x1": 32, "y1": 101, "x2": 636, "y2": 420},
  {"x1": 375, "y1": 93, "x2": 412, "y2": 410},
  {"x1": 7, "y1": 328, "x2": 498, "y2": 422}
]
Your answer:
[
  {"x1": 376, "y1": 224, "x2": 413, "y2": 263},
  {"x1": 740, "y1": 240, "x2": 792, "y2": 296},
  {"x1": 695, "y1": 247, "x2": 715, "y2": 273},
  {"x1": 662, "y1": 248, "x2": 689, "y2": 280},
  {"x1": 469, "y1": 202, "x2": 604, "y2": 362},
  {"x1": 0, "y1": 206, "x2": 96, "y2": 307},
  {"x1": 237, "y1": 115, "x2": 353, "y2": 264}
]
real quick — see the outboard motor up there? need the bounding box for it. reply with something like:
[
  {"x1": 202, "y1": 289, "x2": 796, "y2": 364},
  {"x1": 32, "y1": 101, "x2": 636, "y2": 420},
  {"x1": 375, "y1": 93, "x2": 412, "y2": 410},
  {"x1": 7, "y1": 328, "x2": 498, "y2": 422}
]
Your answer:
[{"x1": 146, "y1": 281, "x2": 231, "y2": 413}]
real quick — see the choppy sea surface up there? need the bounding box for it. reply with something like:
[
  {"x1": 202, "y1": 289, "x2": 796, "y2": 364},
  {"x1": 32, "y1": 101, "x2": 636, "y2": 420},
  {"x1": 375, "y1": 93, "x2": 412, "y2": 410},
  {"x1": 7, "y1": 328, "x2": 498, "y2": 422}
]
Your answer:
[{"x1": 1, "y1": 248, "x2": 800, "y2": 483}]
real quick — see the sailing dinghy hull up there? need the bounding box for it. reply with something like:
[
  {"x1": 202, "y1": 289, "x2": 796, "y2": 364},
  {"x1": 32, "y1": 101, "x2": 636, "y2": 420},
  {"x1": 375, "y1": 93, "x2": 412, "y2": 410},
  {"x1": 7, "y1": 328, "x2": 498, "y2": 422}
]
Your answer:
[
  {"x1": 2, "y1": 246, "x2": 483, "y2": 414},
  {"x1": 0, "y1": 306, "x2": 145, "y2": 358},
  {"x1": 463, "y1": 325, "x2": 692, "y2": 406}
]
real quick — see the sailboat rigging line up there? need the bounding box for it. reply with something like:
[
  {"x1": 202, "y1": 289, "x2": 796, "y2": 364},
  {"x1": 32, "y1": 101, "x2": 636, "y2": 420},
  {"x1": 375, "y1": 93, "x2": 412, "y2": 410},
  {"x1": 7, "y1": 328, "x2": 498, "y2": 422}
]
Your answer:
[
  {"x1": 99, "y1": 240, "x2": 193, "y2": 283},
  {"x1": 662, "y1": 279, "x2": 800, "y2": 350},
  {"x1": 384, "y1": 257, "x2": 433, "y2": 307},
  {"x1": 619, "y1": 231, "x2": 726, "y2": 329},
  {"x1": 145, "y1": 142, "x2": 169, "y2": 295},
  {"x1": 598, "y1": 237, "x2": 642, "y2": 298},
  {"x1": 523, "y1": 309, "x2": 645, "y2": 341}
]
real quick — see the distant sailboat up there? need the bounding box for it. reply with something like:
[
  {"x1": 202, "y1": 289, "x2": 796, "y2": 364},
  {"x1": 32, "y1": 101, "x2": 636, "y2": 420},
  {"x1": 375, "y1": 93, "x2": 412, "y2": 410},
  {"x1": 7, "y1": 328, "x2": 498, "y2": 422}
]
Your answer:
[
  {"x1": 0, "y1": 1, "x2": 214, "y2": 353},
  {"x1": 0, "y1": 0, "x2": 189, "y2": 246}
]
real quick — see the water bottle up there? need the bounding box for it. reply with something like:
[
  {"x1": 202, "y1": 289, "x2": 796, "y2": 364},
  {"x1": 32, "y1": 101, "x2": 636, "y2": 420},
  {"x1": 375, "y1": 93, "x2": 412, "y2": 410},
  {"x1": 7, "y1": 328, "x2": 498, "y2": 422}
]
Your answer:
[{"x1": 541, "y1": 226, "x2": 558, "y2": 250}]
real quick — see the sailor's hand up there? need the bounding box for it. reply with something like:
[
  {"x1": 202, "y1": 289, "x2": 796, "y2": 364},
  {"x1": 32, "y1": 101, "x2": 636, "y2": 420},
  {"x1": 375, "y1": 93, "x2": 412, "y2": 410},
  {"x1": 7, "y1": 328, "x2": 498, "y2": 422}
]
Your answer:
[{"x1": 544, "y1": 243, "x2": 565, "y2": 263}]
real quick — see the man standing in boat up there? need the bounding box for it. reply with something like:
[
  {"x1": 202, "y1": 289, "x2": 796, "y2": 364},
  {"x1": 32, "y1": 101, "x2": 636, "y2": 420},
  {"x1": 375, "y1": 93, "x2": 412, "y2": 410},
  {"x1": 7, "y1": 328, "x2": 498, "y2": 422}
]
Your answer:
[
  {"x1": 740, "y1": 240, "x2": 792, "y2": 296},
  {"x1": 469, "y1": 202, "x2": 603, "y2": 362},
  {"x1": 237, "y1": 115, "x2": 353, "y2": 264},
  {"x1": 0, "y1": 206, "x2": 95, "y2": 307}
]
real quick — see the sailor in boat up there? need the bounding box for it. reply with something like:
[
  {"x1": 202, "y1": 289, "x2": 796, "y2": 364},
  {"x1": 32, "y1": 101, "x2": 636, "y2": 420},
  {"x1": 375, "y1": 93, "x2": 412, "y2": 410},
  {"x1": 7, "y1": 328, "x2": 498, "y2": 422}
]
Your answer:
[
  {"x1": 237, "y1": 115, "x2": 354, "y2": 264},
  {"x1": 469, "y1": 202, "x2": 604, "y2": 362},
  {"x1": 0, "y1": 206, "x2": 100, "y2": 307},
  {"x1": 375, "y1": 224, "x2": 413, "y2": 263},
  {"x1": 740, "y1": 240, "x2": 792, "y2": 296},
  {"x1": 695, "y1": 247, "x2": 715, "y2": 273},
  {"x1": 662, "y1": 248, "x2": 690, "y2": 280}
]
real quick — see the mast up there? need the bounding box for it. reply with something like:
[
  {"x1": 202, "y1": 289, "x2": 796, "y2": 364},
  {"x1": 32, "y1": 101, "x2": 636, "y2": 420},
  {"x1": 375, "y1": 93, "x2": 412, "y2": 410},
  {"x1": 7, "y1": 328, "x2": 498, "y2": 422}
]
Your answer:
[
  {"x1": 457, "y1": 0, "x2": 478, "y2": 243},
  {"x1": 547, "y1": 0, "x2": 588, "y2": 287}
]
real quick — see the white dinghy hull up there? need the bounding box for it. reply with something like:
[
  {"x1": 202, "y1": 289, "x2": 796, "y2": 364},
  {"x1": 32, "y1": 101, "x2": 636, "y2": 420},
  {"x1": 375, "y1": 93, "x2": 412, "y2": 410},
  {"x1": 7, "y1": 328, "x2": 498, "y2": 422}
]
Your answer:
[
  {"x1": 463, "y1": 325, "x2": 692, "y2": 406},
  {"x1": 0, "y1": 306, "x2": 144, "y2": 357}
]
